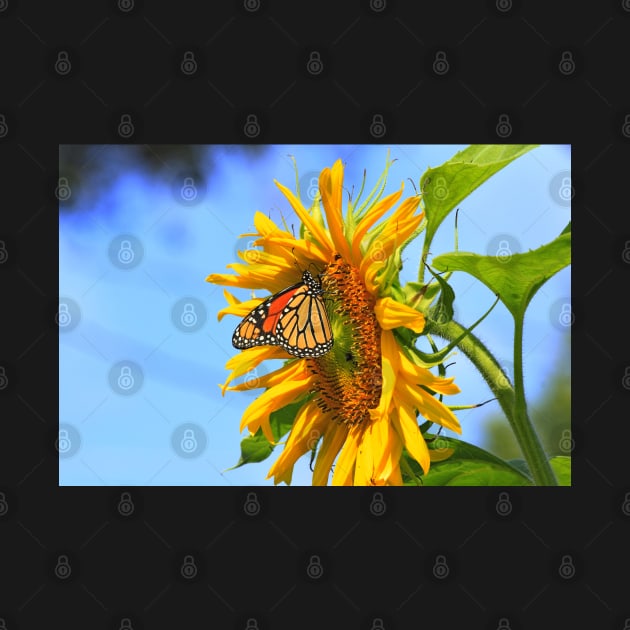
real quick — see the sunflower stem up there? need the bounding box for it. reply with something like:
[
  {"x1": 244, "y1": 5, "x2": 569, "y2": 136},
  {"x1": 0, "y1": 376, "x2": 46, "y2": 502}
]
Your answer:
[
  {"x1": 512, "y1": 315, "x2": 558, "y2": 486},
  {"x1": 428, "y1": 317, "x2": 557, "y2": 486}
]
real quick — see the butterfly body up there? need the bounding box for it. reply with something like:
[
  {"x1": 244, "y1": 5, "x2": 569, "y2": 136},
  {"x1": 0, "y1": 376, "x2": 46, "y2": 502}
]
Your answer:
[{"x1": 232, "y1": 270, "x2": 333, "y2": 358}]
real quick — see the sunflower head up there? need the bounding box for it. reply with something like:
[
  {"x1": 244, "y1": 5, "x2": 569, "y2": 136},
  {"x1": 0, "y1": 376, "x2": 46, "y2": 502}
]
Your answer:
[{"x1": 207, "y1": 156, "x2": 461, "y2": 485}]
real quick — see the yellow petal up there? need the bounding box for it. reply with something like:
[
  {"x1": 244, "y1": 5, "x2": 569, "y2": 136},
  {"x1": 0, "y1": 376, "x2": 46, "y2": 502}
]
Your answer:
[
  {"x1": 253, "y1": 210, "x2": 292, "y2": 238},
  {"x1": 360, "y1": 197, "x2": 423, "y2": 292},
  {"x1": 259, "y1": 235, "x2": 328, "y2": 266},
  {"x1": 217, "y1": 296, "x2": 262, "y2": 322},
  {"x1": 221, "y1": 345, "x2": 292, "y2": 393},
  {"x1": 354, "y1": 423, "x2": 376, "y2": 485},
  {"x1": 275, "y1": 180, "x2": 335, "y2": 257},
  {"x1": 380, "y1": 329, "x2": 402, "y2": 371},
  {"x1": 312, "y1": 421, "x2": 348, "y2": 486},
  {"x1": 266, "y1": 401, "x2": 327, "y2": 484},
  {"x1": 228, "y1": 355, "x2": 311, "y2": 393},
  {"x1": 239, "y1": 374, "x2": 312, "y2": 437},
  {"x1": 399, "y1": 380, "x2": 462, "y2": 433},
  {"x1": 369, "y1": 340, "x2": 395, "y2": 420},
  {"x1": 398, "y1": 350, "x2": 461, "y2": 395},
  {"x1": 319, "y1": 160, "x2": 353, "y2": 263},
  {"x1": 369, "y1": 407, "x2": 402, "y2": 483},
  {"x1": 386, "y1": 465, "x2": 403, "y2": 486},
  {"x1": 374, "y1": 297, "x2": 425, "y2": 333},
  {"x1": 351, "y1": 187, "x2": 403, "y2": 265},
  {"x1": 331, "y1": 426, "x2": 362, "y2": 486},
  {"x1": 392, "y1": 404, "x2": 430, "y2": 474}
]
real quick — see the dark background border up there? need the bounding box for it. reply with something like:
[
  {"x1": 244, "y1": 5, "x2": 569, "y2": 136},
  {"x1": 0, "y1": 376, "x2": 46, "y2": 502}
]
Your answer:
[{"x1": 1, "y1": 1, "x2": 629, "y2": 628}]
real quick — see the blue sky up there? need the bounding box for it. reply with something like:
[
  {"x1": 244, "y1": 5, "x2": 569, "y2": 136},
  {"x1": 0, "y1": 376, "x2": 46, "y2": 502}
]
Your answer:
[{"x1": 59, "y1": 144, "x2": 570, "y2": 486}]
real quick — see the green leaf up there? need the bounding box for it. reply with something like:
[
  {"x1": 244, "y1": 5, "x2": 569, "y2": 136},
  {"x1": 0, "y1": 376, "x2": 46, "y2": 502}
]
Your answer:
[
  {"x1": 507, "y1": 458, "x2": 532, "y2": 478},
  {"x1": 432, "y1": 232, "x2": 571, "y2": 320},
  {"x1": 227, "y1": 399, "x2": 304, "y2": 470},
  {"x1": 230, "y1": 429, "x2": 274, "y2": 469},
  {"x1": 401, "y1": 280, "x2": 440, "y2": 309},
  {"x1": 402, "y1": 435, "x2": 533, "y2": 486},
  {"x1": 425, "y1": 268, "x2": 455, "y2": 325},
  {"x1": 549, "y1": 455, "x2": 571, "y2": 486},
  {"x1": 420, "y1": 145, "x2": 538, "y2": 249},
  {"x1": 269, "y1": 398, "x2": 303, "y2": 441}
]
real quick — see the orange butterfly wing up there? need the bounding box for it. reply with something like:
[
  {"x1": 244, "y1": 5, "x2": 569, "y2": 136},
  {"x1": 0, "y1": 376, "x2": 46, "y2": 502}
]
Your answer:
[{"x1": 232, "y1": 271, "x2": 333, "y2": 358}]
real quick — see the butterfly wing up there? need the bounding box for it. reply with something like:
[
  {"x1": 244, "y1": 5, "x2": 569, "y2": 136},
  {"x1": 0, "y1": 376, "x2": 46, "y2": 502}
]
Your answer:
[{"x1": 232, "y1": 271, "x2": 333, "y2": 358}]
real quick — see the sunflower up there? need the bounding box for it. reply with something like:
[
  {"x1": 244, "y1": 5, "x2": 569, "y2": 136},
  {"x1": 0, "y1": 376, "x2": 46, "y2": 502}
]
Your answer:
[{"x1": 207, "y1": 157, "x2": 461, "y2": 485}]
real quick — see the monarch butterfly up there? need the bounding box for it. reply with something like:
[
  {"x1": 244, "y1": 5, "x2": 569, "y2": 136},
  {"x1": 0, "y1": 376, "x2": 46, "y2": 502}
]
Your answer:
[{"x1": 232, "y1": 270, "x2": 333, "y2": 358}]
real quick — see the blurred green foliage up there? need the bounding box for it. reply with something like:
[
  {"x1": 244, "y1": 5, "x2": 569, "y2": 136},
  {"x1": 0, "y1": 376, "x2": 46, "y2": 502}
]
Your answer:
[{"x1": 482, "y1": 333, "x2": 570, "y2": 460}]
